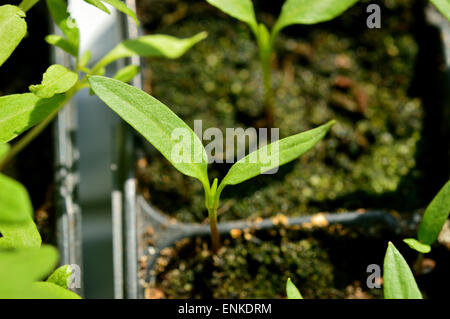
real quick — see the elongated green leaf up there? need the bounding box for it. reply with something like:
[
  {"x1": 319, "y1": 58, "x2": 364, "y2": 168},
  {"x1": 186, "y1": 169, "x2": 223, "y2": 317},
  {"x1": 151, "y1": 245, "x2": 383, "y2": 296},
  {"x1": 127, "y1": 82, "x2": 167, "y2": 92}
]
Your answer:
[
  {"x1": 45, "y1": 34, "x2": 77, "y2": 56},
  {"x1": 418, "y1": 180, "x2": 450, "y2": 245},
  {"x1": 430, "y1": 0, "x2": 450, "y2": 21},
  {"x1": 286, "y1": 278, "x2": 303, "y2": 299},
  {"x1": 19, "y1": 0, "x2": 40, "y2": 12},
  {"x1": 79, "y1": 50, "x2": 92, "y2": 68},
  {"x1": 83, "y1": 0, "x2": 110, "y2": 14},
  {"x1": 206, "y1": 0, "x2": 258, "y2": 34},
  {"x1": 403, "y1": 238, "x2": 431, "y2": 254},
  {"x1": 0, "y1": 93, "x2": 65, "y2": 143},
  {"x1": 0, "y1": 215, "x2": 41, "y2": 249},
  {"x1": 220, "y1": 121, "x2": 334, "y2": 188},
  {"x1": 101, "y1": 0, "x2": 139, "y2": 25},
  {"x1": 0, "y1": 174, "x2": 33, "y2": 224},
  {"x1": 93, "y1": 32, "x2": 207, "y2": 72},
  {"x1": 0, "y1": 143, "x2": 9, "y2": 160},
  {"x1": 30, "y1": 282, "x2": 81, "y2": 299},
  {"x1": 46, "y1": 265, "x2": 71, "y2": 289},
  {"x1": 46, "y1": 0, "x2": 79, "y2": 56},
  {"x1": 0, "y1": 5, "x2": 27, "y2": 67},
  {"x1": 88, "y1": 76, "x2": 209, "y2": 186},
  {"x1": 113, "y1": 64, "x2": 139, "y2": 83},
  {"x1": 29, "y1": 64, "x2": 78, "y2": 98},
  {"x1": 273, "y1": 0, "x2": 358, "y2": 37},
  {"x1": 383, "y1": 242, "x2": 422, "y2": 299}
]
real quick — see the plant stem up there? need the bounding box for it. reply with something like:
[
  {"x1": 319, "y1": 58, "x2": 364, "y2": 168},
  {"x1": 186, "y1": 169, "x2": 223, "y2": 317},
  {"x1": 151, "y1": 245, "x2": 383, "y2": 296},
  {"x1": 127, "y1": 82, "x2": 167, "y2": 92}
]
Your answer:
[
  {"x1": 208, "y1": 207, "x2": 221, "y2": 254},
  {"x1": 413, "y1": 252, "x2": 424, "y2": 275},
  {"x1": 260, "y1": 50, "x2": 274, "y2": 129},
  {"x1": 0, "y1": 88, "x2": 77, "y2": 171}
]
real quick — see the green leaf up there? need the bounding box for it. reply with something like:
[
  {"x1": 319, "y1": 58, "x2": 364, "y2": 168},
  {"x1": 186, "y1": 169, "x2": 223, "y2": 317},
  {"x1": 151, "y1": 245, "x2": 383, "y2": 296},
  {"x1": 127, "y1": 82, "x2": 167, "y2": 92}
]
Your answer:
[
  {"x1": 403, "y1": 238, "x2": 431, "y2": 254},
  {"x1": 45, "y1": 0, "x2": 79, "y2": 56},
  {"x1": 46, "y1": 265, "x2": 71, "y2": 289},
  {"x1": 0, "y1": 246, "x2": 80, "y2": 299},
  {"x1": 383, "y1": 242, "x2": 422, "y2": 299},
  {"x1": 219, "y1": 120, "x2": 334, "y2": 188},
  {"x1": 206, "y1": 0, "x2": 258, "y2": 34},
  {"x1": 418, "y1": 180, "x2": 450, "y2": 245},
  {"x1": 79, "y1": 50, "x2": 92, "y2": 68},
  {"x1": 273, "y1": 0, "x2": 358, "y2": 37},
  {"x1": 286, "y1": 278, "x2": 303, "y2": 299},
  {"x1": 30, "y1": 282, "x2": 81, "y2": 299},
  {"x1": 101, "y1": 0, "x2": 139, "y2": 25},
  {"x1": 0, "y1": 214, "x2": 42, "y2": 249},
  {"x1": 83, "y1": 0, "x2": 110, "y2": 15},
  {"x1": 0, "y1": 5, "x2": 27, "y2": 67},
  {"x1": 29, "y1": 64, "x2": 78, "y2": 98},
  {"x1": 93, "y1": 32, "x2": 207, "y2": 72},
  {"x1": 0, "y1": 174, "x2": 33, "y2": 224},
  {"x1": 88, "y1": 76, "x2": 209, "y2": 186},
  {"x1": 430, "y1": 0, "x2": 450, "y2": 21},
  {"x1": 0, "y1": 93, "x2": 65, "y2": 143},
  {"x1": 19, "y1": 0, "x2": 40, "y2": 12},
  {"x1": 45, "y1": 34, "x2": 78, "y2": 56},
  {"x1": 113, "y1": 64, "x2": 139, "y2": 83},
  {"x1": 0, "y1": 143, "x2": 9, "y2": 160}
]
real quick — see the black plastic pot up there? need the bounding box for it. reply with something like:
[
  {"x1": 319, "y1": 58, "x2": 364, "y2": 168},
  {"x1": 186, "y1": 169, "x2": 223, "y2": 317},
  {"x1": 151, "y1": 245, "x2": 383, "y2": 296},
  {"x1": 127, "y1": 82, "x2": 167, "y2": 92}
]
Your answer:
[{"x1": 111, "y1": 3, "x2": 450, "y2": 299}]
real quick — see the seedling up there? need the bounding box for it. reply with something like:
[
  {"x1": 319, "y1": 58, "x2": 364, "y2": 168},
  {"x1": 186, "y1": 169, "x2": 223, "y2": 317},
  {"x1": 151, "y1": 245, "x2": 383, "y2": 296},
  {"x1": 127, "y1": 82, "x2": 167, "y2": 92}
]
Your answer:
[
  {"x1": 0, "y1": 0, "x2": 207, "y2": 170},
  {"x1": 88, "y1": 75, "x2": 334, "y2": 253},
  {"x1": 205, "y1": 0, "x2": 358, "y2": 127}
]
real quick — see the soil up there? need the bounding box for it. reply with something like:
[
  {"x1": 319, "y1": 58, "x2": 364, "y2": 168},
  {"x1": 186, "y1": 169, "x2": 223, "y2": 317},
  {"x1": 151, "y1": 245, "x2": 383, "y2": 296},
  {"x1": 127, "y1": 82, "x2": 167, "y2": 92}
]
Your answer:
[
  {"x1": 0, "y1": 2, "x2": 55, "y2": 245},
  {"x1": 133, "y1": 0, "x2": 450, "y2": 298}
]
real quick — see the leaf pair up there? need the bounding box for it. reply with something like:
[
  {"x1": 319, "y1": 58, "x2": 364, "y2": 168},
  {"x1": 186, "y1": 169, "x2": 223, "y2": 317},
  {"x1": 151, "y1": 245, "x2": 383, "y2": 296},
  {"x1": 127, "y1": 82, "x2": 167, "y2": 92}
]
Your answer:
[
  {"x1": 88, "y1": 76, "x2": 334, "y2": 209},
  {"x1": 403, "y1": 180, "x2": 450, "y2": 254}
]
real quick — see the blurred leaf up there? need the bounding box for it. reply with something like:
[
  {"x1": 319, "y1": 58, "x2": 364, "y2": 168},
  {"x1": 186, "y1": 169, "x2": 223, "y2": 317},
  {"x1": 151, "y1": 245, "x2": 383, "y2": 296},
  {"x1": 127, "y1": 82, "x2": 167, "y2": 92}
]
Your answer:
[
  {"x1": 206, "y1": 0, "x2": 258, "y2": 34},
  {"x1": 46, "y1": 0, "x2": 79, "y2": 56},
  {"x1": 403, "y1": 238, "x2": 431, "y2": 254},
  {"x1": 88, "y1": 76, "x2": 209, "y2": 186},
  {"x1": 418, "y1": 180, "x2": 450, "y2": 245},
  {"x1": 273, "y1": 0, "x2": 358, "y2": 37},
  {"x1": 0, "y1": 174, "x2": 33, "y2": 224},
  {"x1": 0, "y1": 143, "x2": 9, "y2": 160},
  {"x1": 45, "y1": 34, "x2": 78, "y2": 56},
  {"x1": 220, "y1": 121, "x2": 334, "y2": 188},
  {"x1": 29, "y1": 64, "x2": 78, "y2": 98},
  {"x1": 430, "y1": 0, "x2": 450, "y2": 21},
  {"x1": 383, "y1": 242, "x2": 422, "y2": 299},
  {"x1": 0, "y1": 93, "x2": 65, "y2": 143},
  {"x1": 0, "y1": 5, "x2": 27, "y2": 67},
  {"x1": 79, "y1": 50, "x2": 92, "y2": 68},
  {"x1": 19, "y1": 0, "x2": 40, "y2": 12},
  {"x1": 101, "y1": 0, "x2": 139, "y2": 25},
  {"x1": 30, "y1": 282, "x2": 81, "y2": 299},
  {"x1": 113, "y1": 64, "x2": 139, "y2": 83},
  {"x1": 286, "y1": 278, "x2": 303, "y2": 299},
  {"x1": 46, "y1": 265, "x2": 71, "y2": 289},
  {"x1": 83, "y1": 0, "x2": 110, "y2": 14},
  {"x1": 93, "y1": 32, "x2": 207, "y2": 72}
]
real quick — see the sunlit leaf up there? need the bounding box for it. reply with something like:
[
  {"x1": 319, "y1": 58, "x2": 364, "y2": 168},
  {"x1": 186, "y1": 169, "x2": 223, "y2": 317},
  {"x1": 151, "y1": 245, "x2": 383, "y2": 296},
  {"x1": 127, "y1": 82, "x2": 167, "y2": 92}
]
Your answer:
[
  {"x1": 30, "y1": 281, "x2": 81, "y2": 299},
  {"x1": 430, "y1": 0, "x2": 450, "y2": 21},
  {"x1": 45, "y1": 34, "x2": 77, "y2": 56},
  {"x1": 418, "y1": 180, "x2": 450, "y2": 245},
  {"x1": 206, "y1": 0, "x2": 258, "y2": 34},
  {"x1": 0, "y1": 174, "x2": 32, "y2": 224},
  {"x1": 46, "y1": 265, "x2": 71, "y2": 289},
  {"x1": 29, "y1": 64, "x2": 78, "y2": 98},
  {"x1": 88, "y1": 76, "x2": 209, "y2": 186},
  {"x1": 0, "y1": 5, "x2": 27, "y2": 67},
  {"x1": 286, "y1": 278, "x2": 303, "y2": 299},
  {"x1": 403, "y1": 238, "x2": 431, "y2": 254},
  {"x1": 19, "y1": 0, "x2": 40, "y2": 12},
  {"x1": 383, "y1": 242, "x2": 422, "y2": 299},
  {"x1": 83, "y1": 0, "x2": 110, "y2": 14},
  {"x1": 46, "y1": 0, "x2": 79, "y2": 56},
  {"x1": 101, "y1": 0, "x2": 139, "y2": 25},
  {"x1": 93, "y1": 32, "x2": 207, "y2": 72}
]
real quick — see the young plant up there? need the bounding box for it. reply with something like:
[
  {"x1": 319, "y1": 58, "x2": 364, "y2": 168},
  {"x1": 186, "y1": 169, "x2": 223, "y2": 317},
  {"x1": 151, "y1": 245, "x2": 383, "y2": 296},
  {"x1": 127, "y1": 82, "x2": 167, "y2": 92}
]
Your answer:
[
  {"x1": 88, "y1": 75, "x2": 335, "y2": 253},
  {"x1": 205, "y1": 0, "x2": 358, "y2": 127},
  {"x1": 0, "y1": 0, "x2": 207, "y2": 170}
]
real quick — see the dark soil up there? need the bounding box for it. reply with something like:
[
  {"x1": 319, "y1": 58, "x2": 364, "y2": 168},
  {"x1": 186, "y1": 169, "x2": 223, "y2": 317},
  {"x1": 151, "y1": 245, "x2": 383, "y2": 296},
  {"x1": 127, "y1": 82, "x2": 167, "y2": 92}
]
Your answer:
[{"x1": 134, "y1": 0, "x2": 449, "y2": 298}]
